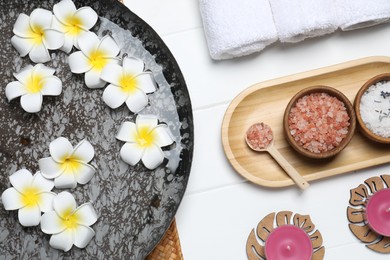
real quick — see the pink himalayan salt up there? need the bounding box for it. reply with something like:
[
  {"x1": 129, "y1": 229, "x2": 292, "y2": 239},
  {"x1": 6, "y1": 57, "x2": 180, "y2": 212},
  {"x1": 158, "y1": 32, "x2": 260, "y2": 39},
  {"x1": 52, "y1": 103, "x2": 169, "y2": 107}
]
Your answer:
[
  {"x1": 288, "y1": 92, "x2": 350, "y2": 153},
  {"x1": 246, "y1": 123, "x2": 273, "y2": 150}
]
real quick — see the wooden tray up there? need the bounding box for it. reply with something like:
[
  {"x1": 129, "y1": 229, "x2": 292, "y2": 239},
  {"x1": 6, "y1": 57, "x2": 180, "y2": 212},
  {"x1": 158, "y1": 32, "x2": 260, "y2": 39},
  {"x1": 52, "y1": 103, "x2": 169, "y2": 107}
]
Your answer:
[{"x1": 222, "y1": 56, "x2": 390, "y2": 188}]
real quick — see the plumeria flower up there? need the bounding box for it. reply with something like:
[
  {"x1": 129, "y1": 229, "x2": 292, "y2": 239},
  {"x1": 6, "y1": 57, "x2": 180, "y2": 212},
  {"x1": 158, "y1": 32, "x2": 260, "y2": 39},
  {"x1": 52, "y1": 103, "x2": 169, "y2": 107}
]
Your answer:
[
  {"x1": 41, "y1": 191, "x2": 98, "y2": 252},
  {"x1": 52, "y1": 0, "x2": 98, "y2": 53},
  {"x1": 38, "y1": 137, "x2": 96, "y2": 189},
  {"x1": 68, "y1": 31, "x2": 120, "y2": 89},
  {"x1": 1, "y1": 169, "x2": 56, "y2": 227},
  {"x1": 100, "y1": 57, "x2": 157, "y2": 112},
  {"x1": 5, "y1": 64, "x2": 62, "y2": 113},
  {"x1": 116, "y1": 114, "x2": 174, "y2": 170},
  {"x1": 11, "y1": 8, "x2": 65, "y2": 63}
]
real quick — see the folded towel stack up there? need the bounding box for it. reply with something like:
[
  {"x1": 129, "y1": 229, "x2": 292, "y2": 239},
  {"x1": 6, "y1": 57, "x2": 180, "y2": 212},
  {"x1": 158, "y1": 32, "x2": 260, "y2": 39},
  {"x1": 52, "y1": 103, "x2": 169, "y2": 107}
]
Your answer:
[
  {"x1": 269, "y1": 0, "x2": 337, "y2": 43},
  {"x1": 336, "y1": 0, "x2": 390, "y2": 31},
  {"x1": 198, "y1": 0, "x2": 277, "y2": 60}
]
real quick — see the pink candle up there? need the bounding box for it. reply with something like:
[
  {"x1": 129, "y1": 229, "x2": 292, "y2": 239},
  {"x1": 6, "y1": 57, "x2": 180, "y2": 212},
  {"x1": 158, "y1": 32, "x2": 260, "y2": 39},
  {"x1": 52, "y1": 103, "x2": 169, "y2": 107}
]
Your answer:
[
  {"x1": 365, "y1": 188, "x2": 390, "y2": 236},
  {"x1": 265, "y1": 225, "x2": 312, "y2": 260}
]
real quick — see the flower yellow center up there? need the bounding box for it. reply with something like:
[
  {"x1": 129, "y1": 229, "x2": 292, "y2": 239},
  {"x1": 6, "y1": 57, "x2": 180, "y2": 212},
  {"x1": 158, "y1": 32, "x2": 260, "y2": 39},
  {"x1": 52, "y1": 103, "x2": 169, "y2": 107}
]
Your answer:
[
  {"x1": 21, "y1": 187, "x2": 41, "y2": 208},
  {"x1": 61, "y1": 208, "x2": 79, "y2": 229},
  {"x1": 61, "y1": 155, "x2": 82, "y2": 174},
  {"x1": 136, "y1": 126, "x2": 155, "y2": 148},
  {"x1": 25, "y1": 73, "x2": 45, "y2": 93},
  {"x1": 64, "y1": 15, "x2": 83, "y2": 36},
  {"x1": 89, "y1": 50, "x2": 108, "y2": 71},
  {"x1": 119, "y1": 74, "x2": 138, "y2": 93},
  {"x1": 28, "y1": 25, "x2": 44, "y2": 45}
]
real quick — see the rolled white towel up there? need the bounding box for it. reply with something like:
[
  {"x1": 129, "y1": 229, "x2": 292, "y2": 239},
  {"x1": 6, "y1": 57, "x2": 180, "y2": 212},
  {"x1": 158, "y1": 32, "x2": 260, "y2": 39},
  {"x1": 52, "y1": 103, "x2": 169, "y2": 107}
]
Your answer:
[
  {"x1": 336, "y1": 0, "x2": 390, "y2": 31},
  {"x1": 198, "y1": 0, "x2": 277, "y2": 60},
  {"x1": 269, "y1": 0, "x2": 338, "y2": 43}
]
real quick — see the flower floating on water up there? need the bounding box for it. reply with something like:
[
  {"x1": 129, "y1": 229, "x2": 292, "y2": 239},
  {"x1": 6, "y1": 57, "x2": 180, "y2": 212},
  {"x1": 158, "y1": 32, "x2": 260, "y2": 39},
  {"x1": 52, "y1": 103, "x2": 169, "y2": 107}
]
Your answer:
[
  {"x1": 100, "y1": 57, "x2": 157, "y2": 112},
  {"x1": 68, "y1": 31, "x2": 120, "y2": 88},
  {"x1": 116, "y1": 114, "x2": 174, "y2": 169},
  {"x1": 52, "y1": 0, "x2": 98, "y2": 53},
  {"x1": 41, "y1": 191, "x2": 98, "y2": 252},
  {"x1": 38, "y1": 137, "x2": 96, "y2": 189},
  {"x1": 5, "y1": 64, "x2": 62, "y2": 113},
  {"x1": 11, "y1": 8, "x2": 65, "y2": 63},
  {"x1": 1, "y1": 170, "x2": 56, "y2": 227}
]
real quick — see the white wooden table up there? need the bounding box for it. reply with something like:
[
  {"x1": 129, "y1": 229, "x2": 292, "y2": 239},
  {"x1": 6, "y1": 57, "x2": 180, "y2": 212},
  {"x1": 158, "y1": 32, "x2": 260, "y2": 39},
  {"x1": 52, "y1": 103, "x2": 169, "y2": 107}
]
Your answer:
[{"x1": 124, "y1": 1, "x2": 390, "y2": 259}]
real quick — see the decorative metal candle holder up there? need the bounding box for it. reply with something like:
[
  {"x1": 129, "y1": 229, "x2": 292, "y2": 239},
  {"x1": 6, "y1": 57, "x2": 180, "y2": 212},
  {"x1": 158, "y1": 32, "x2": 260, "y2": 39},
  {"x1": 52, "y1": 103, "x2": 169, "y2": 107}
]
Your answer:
[
  {"x1": 246, "y1": 211, "x2": 325, "y2": 260},
  {"x1": 347, "y1": 175, "x2": 390, "y2": 253}
]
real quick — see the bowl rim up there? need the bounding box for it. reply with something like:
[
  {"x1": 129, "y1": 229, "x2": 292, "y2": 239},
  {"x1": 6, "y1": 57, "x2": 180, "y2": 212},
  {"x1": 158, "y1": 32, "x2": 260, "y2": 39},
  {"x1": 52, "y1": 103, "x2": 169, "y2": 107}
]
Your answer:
[
  {"x1": 283, "y1": 85, "x2": 356, "y2": 159},
  {"x1": 354, "y1": 73, "x2": 390, "y2": 144}
]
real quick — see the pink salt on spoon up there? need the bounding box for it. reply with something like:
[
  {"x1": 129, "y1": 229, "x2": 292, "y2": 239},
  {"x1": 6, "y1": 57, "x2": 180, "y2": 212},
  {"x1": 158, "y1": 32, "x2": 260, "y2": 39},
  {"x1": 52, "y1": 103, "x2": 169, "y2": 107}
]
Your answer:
[{"x1": 245, "y1": 123, "x2": 309, "y2": 190}]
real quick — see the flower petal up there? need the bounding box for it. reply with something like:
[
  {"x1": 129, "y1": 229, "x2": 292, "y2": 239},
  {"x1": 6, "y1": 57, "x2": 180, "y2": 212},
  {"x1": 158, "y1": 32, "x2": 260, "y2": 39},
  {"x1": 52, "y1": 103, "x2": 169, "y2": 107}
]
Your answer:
[
  {"x1": 32, "y1": 171, "x2": 54, "y2": 192},
  {"x1": 73, "y1": 7, "x2": 98, "y2": 30},
  {"x1": 54, "y1": 172, "x2": 77, "y2": 189},
  {"x1": 71, "y1": 139, "x2": 94, "y2": 163},
  {"x1": 5, "y1": 81, "x2": 27, "y2": 102},
  {"x1": 20, "y1": 92, "x2": 43, "y2": 113},
  {"x1": 120, "y1": 143, "x2": 144, "y2": 166},
  {"x1": 68, "y1": 51, "x2": 91, "y2": 73},
  {"x1": 29, "y1": 44, "x2": 51, "y2": 63},
  {"x1": 74, "y1": 202, "x2": 98, "y2": 226},
  {"x1": 41, "y1": 211, "x2": 66, "y2": 234},
  {"x1": 74, "y1": 163, "x2": 96, "y2": 185},
  {"x1": 18, "y1": 206, "x2": 41, "y2": 226},
  {"x1": 123, "y1": 57, "x2": 144, "y2": 75},
  {"x1": 136, "y1": 114, "x2": 158, "y2": 130},
  {"x1": 136, "y1": 73, "x2": 157, "y2": 94},
  {"x1": 1, "y1": 188, "x2": 24, "y2": 210},
  {"x1": 38, "y1": 157, "x2": 64, "y2": 179},
  {"x1": 97, "y1": 35, "x2": 120, "y2": 58},
  {"x1": 11, "y1": 35, "x2": 33, "y2": 57},
  {"x1": 53, "y1": 0, "x2": 77, "y2": 24},
  {"x1": 125, "y1": 88, "x2": 148, "y2": 113},
  {"x1": 102, "y1": 84, "x2": 127, "y2": 109},
  {"x1": 142, "y1": 145, "x2": 165, "y2": 170},
  {"x1": 60, "y1": 34, "x2": 74, "y2": 53},
  {"x1": 13, "y1": 13, "x2": 33, "y2": 37},
  {"x1": 74, "y1": 225, "x2": 95, "y2": 249},
  {"x1": 152, "y1": 125, "x2": 174, "y2": 147},
  {"x1": 13, "y1": 65, "x2": 34, "y2": 84},
  {"x1": 9, "y1": 169, "x2": 33, "y2": 193},
  {"x1": 116, "y1": 121, "x2": 137, "y2": 142},
  {"x1": 49, "y1": 230, "x2": 74, "y2": 252},
  {"x1": 37, "y1": 192, "x2": 56, "y2": 212},
  {"x1": 77, "y1": 31, "x2": 99, "y2": 56},
  {"x1": 43, "y1": 29, "x2": 65, "y2": 50},
  {"x1": 41, "y1": 76, "x2": 62, "y2": 96},
  {"x1": 85, "y1": 69, "x2": 106, "y2": 89},
  {"x1": 53, "y1": 191, "x2": 76, "y2": 218},
  {"x1": 100, "y1": 63, "x2": 122, "y2": 86},
  {"x1": 33, "y1": 63, "x2": 55, "y2": 77},
  {"x1": 30, "y1": 8, "x2": 53, "y2": 31},
  {"x1": 50, "y1": 137, "x2": 73, "y2": 163}
]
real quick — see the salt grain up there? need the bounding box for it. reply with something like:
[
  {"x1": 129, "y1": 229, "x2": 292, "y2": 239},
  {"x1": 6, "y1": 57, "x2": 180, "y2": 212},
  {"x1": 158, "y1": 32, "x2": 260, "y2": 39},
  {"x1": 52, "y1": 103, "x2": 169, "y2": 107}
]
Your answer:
[
  {"x1": 288, "y1": 92, "x2": 350, "y2": 153},
  {"x1": 360, "y1": 81, "x2": 390, "y2": 138},
  {"x1": 246, "y1": 123, "x2": 273, "y2": 150}
]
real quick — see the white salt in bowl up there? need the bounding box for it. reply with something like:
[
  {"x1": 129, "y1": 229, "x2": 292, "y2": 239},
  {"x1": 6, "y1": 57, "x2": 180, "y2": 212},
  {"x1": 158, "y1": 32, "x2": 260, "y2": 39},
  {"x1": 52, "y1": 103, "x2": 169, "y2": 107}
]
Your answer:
[
  {"x1": 355, "y1": 74, "x2": 390, "y2": 144},
  {"x1": 284, "y1": 86, "x2": 356, "y2": 159}
]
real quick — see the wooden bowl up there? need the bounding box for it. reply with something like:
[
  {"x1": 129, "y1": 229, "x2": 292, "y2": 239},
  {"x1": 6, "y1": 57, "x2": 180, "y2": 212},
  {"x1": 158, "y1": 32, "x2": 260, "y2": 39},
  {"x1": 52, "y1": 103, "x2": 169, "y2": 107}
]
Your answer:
[
  {"x1": 354, "y1": 73, "x2": 390, "y2": 144},
  {"x1": 283, "y1": 86, "x2": 356, "y2": 159}
]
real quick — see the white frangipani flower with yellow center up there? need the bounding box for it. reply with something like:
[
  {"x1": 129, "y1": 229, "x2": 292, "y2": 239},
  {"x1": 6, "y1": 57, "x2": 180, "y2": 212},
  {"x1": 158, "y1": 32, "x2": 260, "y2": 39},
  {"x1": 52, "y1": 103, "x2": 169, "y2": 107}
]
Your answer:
[
  {"x1": 1, "y1": 170, "x2": 56, "y2": 227},
  {"x1": 68, "y1": 31, "x2": 120, "y2": 89},
  {"x1": 11, "y1": 8, "x2": 65, "y2": 63},
  {"x1": 100, "y1": 57, "x2": 157, "y2": 112},
  {"x1": 5, "y1": 64, "x2": 62, "y2": 113},
  {"x1": 116, "y1": 114, "x2": 174, "y2": 170},
  {"x1": 52, "y1": 0, "x2": 98, "y2": 53},
  {"x1": 38, "y1": 137, "x2": 96, "y2": 189},
  {"x1": 41, "y1": 191, "x2": 98, "y2": 252}
]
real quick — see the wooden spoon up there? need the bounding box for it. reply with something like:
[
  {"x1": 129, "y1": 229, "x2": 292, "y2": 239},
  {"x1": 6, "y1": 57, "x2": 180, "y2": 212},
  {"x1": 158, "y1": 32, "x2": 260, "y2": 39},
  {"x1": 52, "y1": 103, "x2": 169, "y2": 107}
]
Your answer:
[{"x1": 245, "y1": 123, "x2": 309, "y2": 190}]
